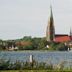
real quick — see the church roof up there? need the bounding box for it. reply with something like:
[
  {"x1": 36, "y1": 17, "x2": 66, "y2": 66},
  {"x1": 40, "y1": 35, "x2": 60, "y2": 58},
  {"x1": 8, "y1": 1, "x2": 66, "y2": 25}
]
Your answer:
[
  {"x1": 55, "y1": 34, "x2": 68, "y2": 36},
  {"x1": 54, "y1": 35, "x2": 70, "y2": 42}
]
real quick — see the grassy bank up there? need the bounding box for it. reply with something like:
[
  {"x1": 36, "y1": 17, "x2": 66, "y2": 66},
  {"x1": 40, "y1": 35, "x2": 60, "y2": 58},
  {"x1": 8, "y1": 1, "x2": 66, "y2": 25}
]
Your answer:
[
  {"x1": 0, "y1": 70, "x2": 72, "y2": 72},
  {"x1": 0, "y1": 58, "x2": 72, "y2": 71}
]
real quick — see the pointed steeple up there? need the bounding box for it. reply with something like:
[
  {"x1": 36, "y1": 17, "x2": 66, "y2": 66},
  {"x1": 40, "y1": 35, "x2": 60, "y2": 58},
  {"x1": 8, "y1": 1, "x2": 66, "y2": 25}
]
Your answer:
[
  {"x1": 46, "y1": 6, "x2": 55, "y2": 42},
  {"x1": 70, "y1": 27, "x2": 72, "y2": 40},
  {"x1": 50, "y1": 5, "x2": 53, "y2": 19},
  {"x1": 70, "y1": 28, "x2": 72, "y2": 35}
]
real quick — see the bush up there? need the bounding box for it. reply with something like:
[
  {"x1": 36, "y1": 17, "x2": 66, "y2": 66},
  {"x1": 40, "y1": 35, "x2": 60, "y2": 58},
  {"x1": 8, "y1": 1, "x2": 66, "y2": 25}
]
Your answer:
[
  {"x1": 56, "y1": 43, "x2": 68, "y2": 51},
  {"x1": 0, "y1": 59, "x2": 71, "y2": 70},
  {"x1": 0, "y1": 59, "x2": 10, "y2": 70}
]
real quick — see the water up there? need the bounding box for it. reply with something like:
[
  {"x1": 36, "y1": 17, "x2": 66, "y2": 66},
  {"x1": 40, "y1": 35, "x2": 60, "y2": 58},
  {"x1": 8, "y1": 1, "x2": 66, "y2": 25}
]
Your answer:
[{"x1": 0, "y1": 51, "x2": 72, "y2": 65}]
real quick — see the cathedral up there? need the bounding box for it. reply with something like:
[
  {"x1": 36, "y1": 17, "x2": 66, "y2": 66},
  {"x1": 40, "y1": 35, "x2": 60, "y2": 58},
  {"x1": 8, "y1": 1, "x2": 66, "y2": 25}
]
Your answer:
[{"x1": 46, "y1": 6, "x2": 72, "y2": 43}]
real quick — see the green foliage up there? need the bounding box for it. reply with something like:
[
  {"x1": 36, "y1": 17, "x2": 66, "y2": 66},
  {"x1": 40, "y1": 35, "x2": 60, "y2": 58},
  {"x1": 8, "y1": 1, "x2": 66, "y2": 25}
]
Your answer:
[
  {"x1": 22, "y1": 36, "x2": 32, "y2": 42},
  {"x1": 0, "y1": 59, "x2": 10, "y2": 70},
  {"x1": 56, "y1": 43, "x2": 68, "y2": 51},
  {"x1": 18, "y1": 44, "x2": 34, "y2": 50},
  {"x1": 47, "y1": 42, "x2": 68, "y2": 51},
  {"x1": 38, "y1": 38, "x2": 47, "y2": 50},
  {"x1": 32, "y1": 38, "x2": 41, "y2": 50},
  {"x1": 0, "y1": 36, "x2": 69, "y2": 51},
  {"x1": 23, "y1": 45, "x2": 34, "y2": 50},
  {"x1": 12, "y1": 61, "x2": 22, "y2": 70},
  {"x1": 0, "y1": 59, "x2": 53, "y2": 70},
  {"x1": 0, "y1": 59, "x2": 72, "y2": 71},
  {"x1": 1, "y1": 70, "x2": 72, "y2": 72}
]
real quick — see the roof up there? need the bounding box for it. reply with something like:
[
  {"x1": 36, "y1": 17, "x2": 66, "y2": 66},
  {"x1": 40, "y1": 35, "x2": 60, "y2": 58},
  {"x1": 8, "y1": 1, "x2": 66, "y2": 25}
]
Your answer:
[
  {"x1": 54, "y1": 35, "x2": 70, "y2": 42},
  {"x1": 55, "y1": 34, "x2": 68, "y2": 36}
]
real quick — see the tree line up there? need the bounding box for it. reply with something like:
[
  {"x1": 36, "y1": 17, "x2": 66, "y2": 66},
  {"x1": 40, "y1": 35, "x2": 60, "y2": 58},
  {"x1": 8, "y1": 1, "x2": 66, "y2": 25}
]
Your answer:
[{"x1": 0, "y1": 36, "x2": 69, "y2": 51}]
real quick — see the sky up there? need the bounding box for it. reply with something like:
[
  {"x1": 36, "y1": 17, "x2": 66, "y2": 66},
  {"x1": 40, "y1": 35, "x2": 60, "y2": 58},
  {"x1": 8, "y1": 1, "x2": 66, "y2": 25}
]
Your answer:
[{"x1": 0, "y1": 0, "x2": 72, "y2": 40}]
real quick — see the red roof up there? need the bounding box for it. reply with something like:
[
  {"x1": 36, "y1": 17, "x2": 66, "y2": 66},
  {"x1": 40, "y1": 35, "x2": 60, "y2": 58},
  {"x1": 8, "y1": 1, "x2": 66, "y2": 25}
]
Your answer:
[{"x1": 54, "y1": 35, "x2": 70, "y2": 42}]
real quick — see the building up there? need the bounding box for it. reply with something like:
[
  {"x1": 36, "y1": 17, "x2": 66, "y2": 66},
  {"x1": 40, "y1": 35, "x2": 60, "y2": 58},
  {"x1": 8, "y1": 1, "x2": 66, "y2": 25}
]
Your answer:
[
  {"x1": 55, "y1": 34, "x2": 70, "y2": 42},
  {"x1": 46, "y1": 6, "x2": 55, "y2": 42},
  {"x1": 46, "y1": 6, "x2": 72, "y2": 43}
]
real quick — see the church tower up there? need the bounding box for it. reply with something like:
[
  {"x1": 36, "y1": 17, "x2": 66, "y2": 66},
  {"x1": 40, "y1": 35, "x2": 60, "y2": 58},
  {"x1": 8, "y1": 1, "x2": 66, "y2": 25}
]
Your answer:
[
  {"x1": 70, "y1": 28, "x2": 72, "y2": 40},
  {"x1": 46, "y1": 6, "x2": 55, "y2": 42}
]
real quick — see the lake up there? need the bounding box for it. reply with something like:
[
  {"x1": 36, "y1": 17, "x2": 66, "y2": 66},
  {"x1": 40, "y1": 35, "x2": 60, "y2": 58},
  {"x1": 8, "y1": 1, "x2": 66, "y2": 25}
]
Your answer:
[{"x1": 0, "y1": 51, "x2": 72, "y2": 66}]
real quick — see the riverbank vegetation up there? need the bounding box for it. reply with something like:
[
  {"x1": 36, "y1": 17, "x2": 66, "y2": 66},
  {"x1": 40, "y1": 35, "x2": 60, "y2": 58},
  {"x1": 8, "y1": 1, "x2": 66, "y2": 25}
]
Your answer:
[
  {"x1": 0, "y1": 59, "x2": 72, "y2": 71},
  {"x1": 0, "y1": 36, "x2": 70, "y2": 51},
  {"x1": 1, "y1": 70, "x2": 72, "y2": 72}
]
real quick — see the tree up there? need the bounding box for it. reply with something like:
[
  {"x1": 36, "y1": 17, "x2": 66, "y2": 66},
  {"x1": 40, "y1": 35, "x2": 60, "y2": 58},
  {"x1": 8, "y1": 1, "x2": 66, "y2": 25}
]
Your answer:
[
  {"x1": 38, "y1": 38, "x2": 47, "y2": 50},
  {"x1": 56, "y1": 43, "x2": 68, "y2": 51},
  {"x1": 32, "y1": 38, "x2": 41, "y2": 50}
]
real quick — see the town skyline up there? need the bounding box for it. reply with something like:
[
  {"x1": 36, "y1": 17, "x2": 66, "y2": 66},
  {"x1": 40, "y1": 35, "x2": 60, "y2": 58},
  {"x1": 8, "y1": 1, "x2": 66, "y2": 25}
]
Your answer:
[{"x1": 0, "y1": 0, "x2": 72, "y2": 40}]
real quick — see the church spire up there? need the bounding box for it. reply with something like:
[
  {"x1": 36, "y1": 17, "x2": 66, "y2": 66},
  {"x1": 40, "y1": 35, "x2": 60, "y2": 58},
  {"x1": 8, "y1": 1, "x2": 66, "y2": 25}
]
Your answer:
[
  {"x1": 46, "y1": 6, "x2": 55, "y2": 42},
  {"x1": 70, "y1": 27, "x2": 72, "y2": 40},
  {"x1": 50, "y1": 5, "x2": 53, "y2": 19}
]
